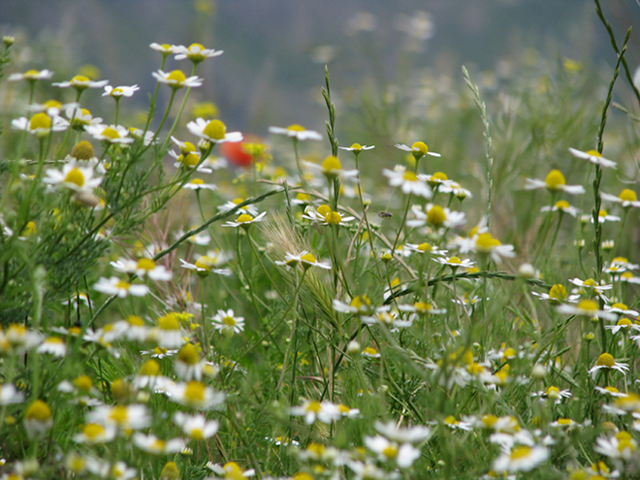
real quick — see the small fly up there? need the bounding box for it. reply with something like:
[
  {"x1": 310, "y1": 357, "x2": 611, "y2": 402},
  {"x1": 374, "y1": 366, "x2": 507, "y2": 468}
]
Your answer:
[{"x1": 378, "y1": 211, "x2": 393, "y2": 219}]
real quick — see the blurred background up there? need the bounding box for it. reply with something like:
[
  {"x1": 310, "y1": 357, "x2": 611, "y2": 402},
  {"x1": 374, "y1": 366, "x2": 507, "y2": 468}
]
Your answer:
[{"x1": 2, "y1": 0, "x2": 639, "y2": 134}]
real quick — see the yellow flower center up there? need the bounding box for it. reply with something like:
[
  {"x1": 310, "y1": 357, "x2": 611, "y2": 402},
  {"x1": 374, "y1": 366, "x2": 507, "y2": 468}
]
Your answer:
[
  {"x1": 403, "y1": 171, "x2": 418, "y2": 182},
  {"x1": 447, "y1": 256, "x2": 461, "y2": 265},
  {"x1": 583, "y1": 278, "x2": 597, "y2": 287},
  {"x1": 585, "y1": 149, "x2": 601, "y2": 157},
  {"x1": 296, "y1": 193, "x2": 310, "y2": 202},
  {"x1": 178, "y1": 343, "x2": 200, "y2": 365},
  {"x1": 190, "y1": 428, "x2": 204, "y2": 441},
  {"x1": 432, "y1": 171, "x2": 448, "y2": 181},
  {"x1": 71, "y1": 75, "x2": 90, "y2": 84},
  {"x1": 619, "y1": 189, "x2": 637, "y2": 202},
  {"x1": 127, "y1": 315, "x2": 144, "y2": 326},
  {"x1": 236, "y1": 214, "x2": 253, "y2": 224},
  {"x1": 317, "y1": 204, "x2": 332, "y2": 216},
  {"x1": 411, "y1": 141, "x2": 428, "y2": 155},
  {"x1": 222, "y1": 316, "x2": 236, "y2": 326},
  {"x1": 349, "y1": 143, "x2": 363, "y2": 150},
  {"x1": 382, "y1": 445, "x2": 398, "y2": 459},
  {"x1": 556, "y1": 418, "x2": 573, "y2": 425},
  {"x1": 184, "y1": 381, "x2": 205, "y2": 402},
  {"x1": 115, "y1": 280, "x2": 130, "y2": 291},
  {"x1": 598, "y1": 209, "x2": 607, "y2": 217},
  {"x1": 111, "y1": 87, "x2": 123, "y2": 95},
  {"x1": 350, "y1": 295, "x2": 371, "y2": 310},
  {"x1": 549, "y1": 284, "x2": 568, "y2": 300},
  {"x1": 612, "y1": 302, "x2": 628, "y2": 310},
  {"x1": 577, "y1": 299, "x2": 598, "y2": 312},
  {"x1": 73, "y1": 375, "x2": 93, "y2": 392},
  {"x1": 475, "y1": 232, "x2": 501, "y2": 252},
  {"x1": 292, "y1": 473, "x2": 313, "y2": 480},
  {"x1": 300, "y1": 253, "x2": 317, "y2": 264},
  {"x1": 71, "y1": 141, "x2": 95, "y2": 160},
  {"x1": 427, "y1": 205, "x2": 446, "y2": 226},
  {"x1": 306, "y1": 401, "x2": 322, "y2": 413},
  {"x1": 596, "y1": 353, "x2": 615, "y2": 368},
  {"x1": 158, "y1": 314, "x2": 180, "y2": 330},
  {"x1": 101, "y1": 127, "x2": 121, "y2": 140},
  {"x1": 137, "y1": 258, "x2": 156, "y2": 271},
  {"x1": 322, "y1": 156, "x2": 342, "y2": 173},
  {"x1": 83, "y1": 423, "x2": 106, "y2": 440},
  {"x1": 139, "y1": 359, "x2": 160, "y2": 376},
  {"x1": 417, "y1": 242, "x2": 432, "y2": 252},
  {"x1": 326, "y1": 211, "x2": 342, "y2": 225},
  {"x1": 29, "y1": 113, "x2": 52, "y2": 131},
  {"x1": 25, "y1": 400, "x2": 52, "y2": 421},
  {"x1": 203, "y1": 119, "x2": 226, "y2": 140},
  {"x1": 152, "y1": 439, "x2": 166, "y2": 451},
  {"x1": 195, "y1": 257, "x2": 213, "y2": 271},
  {"x1": 181, "y1": 141, "x2": 197, "y2": 154},
  {"x1": 63, "y1": 168, "x2": 86, "y2": 187},
  {"x1": 617, "y1": 318, "x2": 632, "y2": 327},
  {"x1": 182, "y1": 153, "x2": 200, "y2": 168},
  {"x1": 555, "y1": 200, "x2": 570, "y2": 210},
  {"x1": 287, "y1": 124, "x2": 306, "y2": 132},
  {"x1": 24, "y1": 69, "x2": 39, "y2": 76},
  {"x1": 482, "y1": 415, "x2": 498, "y2": 428},
  {"x1": 414, "y1": 302, "x2": 432, "y2": 313},
  {"x1": 190, "y1": 178, "x2": 205, "y2": 185},
  {"x1": 166, "y1": 70, "x2": 187, "y2": 84},
  {"x1": 605, "y1": 386, "x2": 619, "y2": 394},
  {"x1": 43, "y1": 99, "x2": 62, "y2": 110},
  {"x1": 362, "y1": 347, "x2": 378, "y2": 356},
  {"x1": 109, "y1": 406, "x2": 128, "y2": 425},
  {"x1": 510, "y1": 445, "x2": 532, "y2": 460},
  {"x1": 544, "y1": 169, "x2": 566, "y2": 189},
  {"x1": 444, "y1": 415, "x2": 458, "y2": 425}
]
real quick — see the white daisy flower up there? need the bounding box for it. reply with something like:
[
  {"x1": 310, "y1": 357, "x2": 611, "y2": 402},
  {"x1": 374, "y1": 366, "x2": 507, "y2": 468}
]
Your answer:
[
  {"x1": 434, "y1": 256, "x2": 475, "y2": 269},
  {"x1": 275, "y1": 251, "x2": 331, "y2": 270},
  {"x1": 333, "y1": 294, "x2": 375, "y2": 316},
  {"x1": 604, "y1": 302, "x2": 639, "y2": 317},
  {"x1": 52, "y1": 75, "x2": 108, "y2": 90},
  {"x1": 601, "y1": 189, "x2": 640, "y2": 209},
  {"x1": 493, "y1": 445, "x2": 549, "y2": 472},
  {"x1": 569, "y1": 147, "x2": 617, "y2": 169},
  {"x1": 85, "y1": 124, "x2": 134, "y2": 144},
  {"x1": 66, "y1": 107, "x2": 102, "y2": 131},
  {"x1": 303, "y1": 156, "x2": 359, "y2": 181},
  {"x1": 149, "y1": 43, "x2": 176, "y2": 55},
  {"x1": 207, "y1": 462, "x2": 255, "y2": 479},
  {"x1": 588, "y1": 353, "x2": 629, "y2": 377},
  {"x1": 531, "y1": 386, "x2": 572, "y2": 404},
  {"x1": 73, "y1": 423, "x2": 117, "y2": 445},
  {"x1": 43, "y1": 159, "x2": 102, "y2": 193},
  {"x1": 397, "y1": 301, "x2": 446, "y2": 315},
  {"x1": 361, "y1": 347, "x2": 381, "y2": 358},
  {"x1": 540, "y1": 200, "x2": 579, "y2": 217},
  {"x1": 29, "y1": 100, "x2": 79, "y2": 117},
  {"x1": 93, "y1": 277, "x2": 149, "y2": 298},
  {"x1": 404, "y1": 242, "x2": 447, "y2": 256},
  {"x1": 173, "y1": 412, "x2": 219, "y2": 440},
  {"x1": 395, "y1": 141, "x2": 441, "y2": 159},
  {"x1": 524, "y1": 169, "x2": 585, "y2": 194},
  {"x1": 103, "y1": 84, "x2": 139, "y2": 97},
  {"x1": 110, "y1": 257, "x2": 172, "y2": 281},
  {"x1": 8, "y1": 69, "x2": 54, "y2": 82},
  {"x1": 164, "y1": 380, "x2": 225, "y2": 410},
  {"x1": 218, "y1": 199, "x2": 259, "y2": 216},
  {"x1": 212, "y1": 309, "x2": 245, "y2": 335},
  {"x1": 589, "y1": 209, "x2": 621, "y2": 223},
  {"x1": 186, "y1": 118, "x2": 243, "y2": 144},
  {"x1": 339, "y1": 143, "x2": 375, "y2": 152},
  {"x1": 443, "y1": 415, "x2": 473, "y2": 431},
  {"x1": 221, "y1": 211, "x2": 267, "y2": 228},
  {"x1": 88, "y1": 404, "x2": 151, "y2": 431},
  {"x1": 594, "y1": 432, "x2": 637, "y2": 461},
  {"x1": 11, "y1": 113, "x2": 68, "y2": 136},
  {"x1": 595, "y1": 385, "x2": 628, "y2": 397},
  {"x1": 383, "y1": 166, "x2": 432, "y2": 198},
  {"x1": 290, "y1": 400, "x2": 341, "y2": 424},
  {"x1": 302, "y1": 205, "x2": 355, "y2": 226},
  {"x1": 174, "y1": 43, "x2": 223, "y2": 62},
  {"x1": 374, "y1": 421, "x2": 431, "y2": 443},
  {"x1": 364, "y1": 435, "x2": 421, "y2": 468},
  {"x1": 568, "y1": 277, "x2": 613, "y2": 293},
  {"x1": 556, "y1": 299, "x2": 617, "y2": 321},
  {"x1": 183, "y1": 178, "x2": 217, "y2": 190},
  {"x1": 457, "y1": 232, "x2": 515, "y2": 262},
  {"x1": 268, "y1": 124, "x2": 322, "y2": 141},
  {"x1": 132, "y1": 433, "x2": 186, "y2": 454},
  {"x1": 36, "y1": 337, "x2": 66, "y2": 357},
  {"x1": 152, "y1": 69, "x2": 203, "y2": 89}
]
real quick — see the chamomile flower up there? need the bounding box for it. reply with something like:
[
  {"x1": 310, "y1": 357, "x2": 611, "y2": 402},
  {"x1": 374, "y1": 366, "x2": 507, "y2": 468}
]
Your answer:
[
  {"x1": 374, "y1": 421, "x2": 431, "y2": 443},
  {"x1": 87, "y1": 404, "x2": 151, "y2": 431},
  {"x1": 361, "y1": 347, "x2": 381, "y2": 358},
  {"x1": 85, "y1": 124, "x2": 134, "y2": 144},
  {"x1": 11, "y1": 113, "x2": 69, "y2": 137},
  {"x1": 594, "y1": 431, "x2": 637, "y2": 461},
  {"x1": 569, "y1": 147, "x2": 617, "y2": 169},
  {"x1": 183, "y1": 178, "x2": 217, "y2": 190},
  {"x1": 397, "y1": 301, "x2": 446, "y2": 315},
  {"x1": 364, "y1": 435, "x2": 421, "y2": 468},
  {"x1": 531, "y1": 386, "x2": 572, "y2": 404},
  {"x1": 150, "y1": 43, "x2": 176, "y2": 56},
  {"x1": 302, "y1": 205, "x2": 355, "y2": 226},
  {"x1": 333, "y1": 294, "x2": 375, "y2": 316},
  {"x1": 180, "y1": 253, "x2": 232, "y2": 277},
  {"x1": 601, "y1": 189, "x2": 640, "y2": 209},
  {"x1": 275, "y1": 251, "x2": 332, "y2": 270},
  {"x1": 152, "y1": 69, "x2": 203, "y2": 89},
  {"x1": 221, "y1": 211, "x2": 267, "y2": 228},
  {"x1": 36, "y1": 337, "x2": 66, "y2": 357},
  {"x1": 173, "y1": 43, "x2": 223, "y2": 63},
  {"x1": 207, "y1": 462, "x2": 255, "y2": 480},
  {"x1": 29, "y1": 99, "x2": 78, "y2": 116},
  {"x1": 557, "y1": 299, "x2": 617, "y2": 321},
  {"x1": 24, "y1": 400, "x2": 53, "y2": 438},
  {"x1": 290, "y1": 400, "x2": 341, "y2": 424},
  {"x1": 569, "y1": 276, "x2": 613, "y2": 294},
  {"x1": 212, "y1": 309, "x2": 245, "y2": 335},
  {"x1": 132, "y1": 359, "x2": 170, "y2": 390},
  {"x1": 524, "y1": 169, "x2": 585, "y2": 194},
  {"x1": 540, "y1": 200, "x2": 579, "y2": 217},
  {"x1": 133, "y1": 433, "x2": 186, "y2": 454},
  {"x1": 383, "y1": 166, "x2": 432, "y2": 198},
  {"x1": 339, "y1": 143, "x2": 375, "y2": 152},
  {"x1": 268, "y1": 124, "x2": 322, "y2": 141},
  {"x1": 103, "y1": 84, "x2": 139, "y2": 97},
  {"x1": 588, "y1": 353, "x2": 629, "y2": 377},
  {"x1": 66, "y1": 107, "x2": 102, "y2": 131},
  {"x1": 422, "y1": 204, "x2": 466, "y2": 228},
  {"x1": 53, "y1": 75, "x2": 109, "y2": 90},
  {"x1": 458, "y1": 232, "x2": 515, "y2": 262},
  {"x1": 43, "y1": 159, "x2": 102, "y2": 194},
  {"x1": 110, "y1": 257, "x2": 172, "y2": 281},
  {"x1": 8, "y1": 69, "x2": 54, "y2": 82},
  {"x1": 73, "y1": 423, "x2": 117, "y2": 445},
  {"x1": 218, "y1": 198, "x2": 260, "y2": 216},
  {"x1": 603, "y1": 393, "x2": 640, "y2": 416},
  {"x1": 304, "y1": 156, "x2": 359, "y2": 181},
  {"x1": 404, "y1": 242, "x2": 447, "y2": 256},
  {"x1": 435, "y1": 256, "x2": 475, "y2": 269},
  {"x1": 595, "y1": 385, "x2": 628, "y2": 397},
  {"x1": 492, "y1": 445, "x2": 549, "y2": 472},
  {"x1": 0, "y1": 384, "x2": 24, "y2": 405},
  {"x1": 149, "y1": 313, "x2": 186, "y2": 348},
  {"x1": 589, "y1": 209, "x2": 621, "y2": 223},
  {"x1": 164, "y1": 380, "x2": 225, "y2": 410},
  {"x1": 395, "y1": 141, "x2": 441, "y2": 159},
  {"x1": 173, "y1": 412, "x2": 219, "y2": 440},
  {"x1": 93, "y1": 277, "x2": 150, "y2": 298},
  {"x1": 187, "y1": 118, "x2": 243, "y2": 144},
  {"x1": 604, "y1": 302, "x2": 639, "y2": 317}
]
